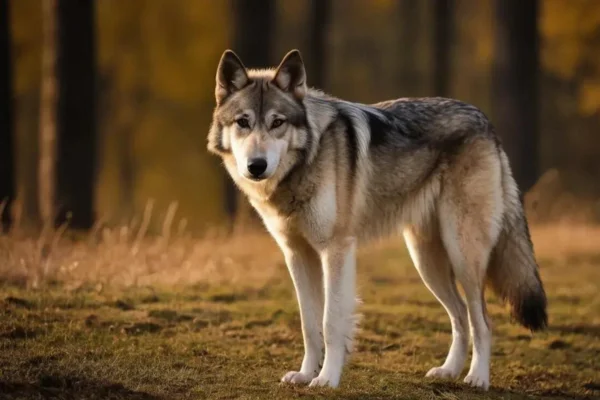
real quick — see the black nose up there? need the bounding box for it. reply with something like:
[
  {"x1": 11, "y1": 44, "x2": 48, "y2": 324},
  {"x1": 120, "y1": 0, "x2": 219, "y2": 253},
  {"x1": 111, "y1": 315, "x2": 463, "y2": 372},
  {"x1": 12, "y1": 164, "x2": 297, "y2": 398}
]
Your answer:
[{"x1": 247, "y1": 158, "x2": 268, "y2": 178}]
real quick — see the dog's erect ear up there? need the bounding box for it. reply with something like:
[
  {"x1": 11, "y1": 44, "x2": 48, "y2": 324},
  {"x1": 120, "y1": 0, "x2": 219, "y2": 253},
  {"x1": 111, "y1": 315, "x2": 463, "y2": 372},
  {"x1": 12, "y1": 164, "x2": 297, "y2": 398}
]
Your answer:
[
  {"x1": 215, "y1": 50, "x2": 249, "y2": 105},
  {"x1": 273, "y1": 50, "x2": 307, "y2": 99}
]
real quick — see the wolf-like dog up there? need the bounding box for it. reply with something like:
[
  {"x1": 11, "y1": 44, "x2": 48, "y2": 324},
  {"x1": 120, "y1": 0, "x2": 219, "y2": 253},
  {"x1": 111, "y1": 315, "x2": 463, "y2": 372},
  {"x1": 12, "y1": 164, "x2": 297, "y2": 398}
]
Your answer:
[{"x1": 207, "y1": 49, "x2": 547, "y2": 391}]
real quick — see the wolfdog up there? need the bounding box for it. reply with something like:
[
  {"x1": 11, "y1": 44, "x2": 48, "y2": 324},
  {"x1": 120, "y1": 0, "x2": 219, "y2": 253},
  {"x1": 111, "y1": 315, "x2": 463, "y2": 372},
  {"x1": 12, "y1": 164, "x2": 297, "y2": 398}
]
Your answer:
[{"x1": 207, "y1": 49, "x2": 547, "y2": 390}]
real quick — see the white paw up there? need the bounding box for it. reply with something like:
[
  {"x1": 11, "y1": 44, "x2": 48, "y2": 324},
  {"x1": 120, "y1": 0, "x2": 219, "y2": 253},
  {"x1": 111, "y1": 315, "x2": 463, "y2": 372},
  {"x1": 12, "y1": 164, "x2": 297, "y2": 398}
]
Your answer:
[
  {"x1": 280, "y1": 371, "x2": 315, "y2": 385},
  {"x1": 426, "y1": 366, "x2": 460, "y2": 380},
  {"x1": 308, "y1": 374, "x2": 339, "y2": 388},
  {"x1": 464, "y1": 372, "x2": 490, "y2": 390}
]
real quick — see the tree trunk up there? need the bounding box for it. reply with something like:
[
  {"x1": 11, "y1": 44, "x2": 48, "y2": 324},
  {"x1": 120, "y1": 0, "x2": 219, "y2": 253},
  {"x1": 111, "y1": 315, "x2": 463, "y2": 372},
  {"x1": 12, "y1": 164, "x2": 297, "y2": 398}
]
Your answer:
[
  {"x1": 308, "y1": 0, "x2": 331, "y2": 90},
  {"x1": 0, "y1": 0, "x2": 14, "y2": 231},
  {"x1": 230, "y1": 0, "x2": 275, "y2": 233},
  {"x1": 39, "y1": 0, "x2": 58, "y2": 229},
  {"x1": 492, "y1": 0, "x2": 539, "y2": 194},
  {"x1": 55, "y1": 0, "x2": 96, "y2": 229},
  {"x1": 432, "y1": 0, "x2": 454, "y2": 97}
]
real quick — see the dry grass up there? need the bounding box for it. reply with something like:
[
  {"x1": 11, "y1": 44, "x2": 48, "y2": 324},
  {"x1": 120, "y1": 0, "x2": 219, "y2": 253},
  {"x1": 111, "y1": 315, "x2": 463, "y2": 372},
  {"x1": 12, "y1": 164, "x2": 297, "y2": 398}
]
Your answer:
[
  {"x1": 2, "y1": 220, "x2": 597, "y2": 289},
  {"x1": 0, "y1": 224, "x2": 282, "y2": 290},
  {"x1": 529, "y1": 224, "x2": 600, "y2": 260},
  {"x1": 0, "y1": 224, "x2": 599, "y2": 399}
]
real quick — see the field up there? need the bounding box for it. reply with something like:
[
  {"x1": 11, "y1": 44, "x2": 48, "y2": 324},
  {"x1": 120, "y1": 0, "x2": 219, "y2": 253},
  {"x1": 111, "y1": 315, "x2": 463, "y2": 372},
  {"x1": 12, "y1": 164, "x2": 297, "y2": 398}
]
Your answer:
[{"x1": 1, "y1": 225, "x2": 599, "y2": 399}]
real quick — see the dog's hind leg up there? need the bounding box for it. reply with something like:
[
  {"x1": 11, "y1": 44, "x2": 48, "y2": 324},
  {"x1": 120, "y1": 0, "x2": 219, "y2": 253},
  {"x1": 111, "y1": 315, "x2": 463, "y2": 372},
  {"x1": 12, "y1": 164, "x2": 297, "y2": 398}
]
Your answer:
[
  {"x1": 438, "y1": 139, "x2": 504, "y2": 391},
  {"x1": 439, "y1": 212, "x2": 496, "y2": 391},
  {"x1": 277, "y1": 236, "x2": 325, "y2": 385},
  {"x1": 404, "y1": 222, "x2": 469, "y2": 380}
]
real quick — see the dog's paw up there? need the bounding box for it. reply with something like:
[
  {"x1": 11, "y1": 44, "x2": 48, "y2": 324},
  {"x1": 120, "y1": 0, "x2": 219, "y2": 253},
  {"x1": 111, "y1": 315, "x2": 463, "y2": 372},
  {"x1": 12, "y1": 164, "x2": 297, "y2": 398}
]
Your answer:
[
  {"x1": 464, "y1": 372, "x2": 490, "y2": 391},
  {"x1": 308, "y1": 373, "x2": 339, "y2": 388},
  {"x1": 280, "y1": 371, "x2": 314, "y2": 385},
  {"x1": 425, "y1": 366, "x2": 460, "y2": 380}
]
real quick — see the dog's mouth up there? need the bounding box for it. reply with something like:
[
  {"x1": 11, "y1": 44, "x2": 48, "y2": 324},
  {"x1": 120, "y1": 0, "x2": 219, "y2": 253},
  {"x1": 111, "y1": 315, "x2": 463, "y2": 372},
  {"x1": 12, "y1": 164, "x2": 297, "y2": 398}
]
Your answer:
[
  {"x1": 242, "y1": 172, "x2": 269, "y2": 182},
  {"x1": 247, "y1": 175, "x2": 266, "y2": 182}
]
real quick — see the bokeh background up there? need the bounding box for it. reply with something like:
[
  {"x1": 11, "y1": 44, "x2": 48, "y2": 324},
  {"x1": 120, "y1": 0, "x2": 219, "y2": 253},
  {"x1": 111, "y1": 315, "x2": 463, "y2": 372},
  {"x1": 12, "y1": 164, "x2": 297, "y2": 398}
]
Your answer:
[
  {"x1": 1, "y1": 3, "x2": 600, "y2": 398},
  {"x1": 1, "y1": 0, "x2": 600, "y2": 234}
]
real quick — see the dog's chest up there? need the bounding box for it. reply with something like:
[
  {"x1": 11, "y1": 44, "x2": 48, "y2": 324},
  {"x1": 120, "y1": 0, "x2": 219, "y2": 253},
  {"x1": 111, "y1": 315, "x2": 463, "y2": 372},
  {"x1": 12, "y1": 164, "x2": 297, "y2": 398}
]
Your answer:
[{"x1": 252, "y1": 180, "x2": 337, "y2": 246}]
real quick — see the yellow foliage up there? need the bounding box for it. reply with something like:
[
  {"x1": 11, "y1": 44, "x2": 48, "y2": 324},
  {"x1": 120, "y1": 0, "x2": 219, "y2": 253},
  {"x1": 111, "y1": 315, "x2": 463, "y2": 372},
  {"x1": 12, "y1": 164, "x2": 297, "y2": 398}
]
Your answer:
[
  {"x1": 541, "y1": 0, "x2": 600, "y2": 80},
  {"x1": 579, "y1": 80, "x2": 600, "y2": 115},
  {"x1": 97, "y1": 1, "x2": 229, "y2": 103},
  {"x1": 370, "y1": 0, "x2": 396, "y2": 11},
  {"x1": 451, "y1": 0, "x2": 493, "y2": 113},
  {"x1": 8, "y1": 0, "x2": 600, "y2": 232},
  {"x1": 10, "y1": 0, "x2": 42, "y2": 95},
  {"x1": 541, "y1": 0, "x2": 600, "y2": 117},
  {"x1": 95, "y1": 0, "x2": 231, "y2": 231}
]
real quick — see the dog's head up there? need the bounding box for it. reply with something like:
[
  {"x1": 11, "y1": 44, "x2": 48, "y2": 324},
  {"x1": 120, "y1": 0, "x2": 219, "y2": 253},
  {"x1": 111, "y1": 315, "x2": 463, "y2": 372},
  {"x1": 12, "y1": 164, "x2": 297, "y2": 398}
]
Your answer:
[{"x1": 208, "y1": 50, "x2": 310, "y2": 183}]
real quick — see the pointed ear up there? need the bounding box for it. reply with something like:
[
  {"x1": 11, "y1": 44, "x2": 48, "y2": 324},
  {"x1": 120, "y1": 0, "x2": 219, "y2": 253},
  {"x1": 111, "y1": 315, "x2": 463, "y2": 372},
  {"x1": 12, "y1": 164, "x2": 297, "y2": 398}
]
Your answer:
[
  {"x1": 273, "y1": 50, "x2": 307, "y2": 99},
  {"x1": 215, "y1": 50, "x2": 249, "y2": 105}
]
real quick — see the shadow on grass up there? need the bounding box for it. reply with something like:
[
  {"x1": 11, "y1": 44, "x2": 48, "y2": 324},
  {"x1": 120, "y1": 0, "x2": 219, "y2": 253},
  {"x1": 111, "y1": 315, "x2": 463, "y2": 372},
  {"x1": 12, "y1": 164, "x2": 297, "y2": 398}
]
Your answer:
[
  {"x1": 426, "y1": 381, "x2": 596, "y2": 400},
  {"x1": 281, "y1": 379, "x2": 596, "y2": 400},
  {"x1": 550, "y1": 323, "x2": 600, "y2": 338},
  {"x1": 0, "y1": 375, "x2": 161, "y2": 400}
]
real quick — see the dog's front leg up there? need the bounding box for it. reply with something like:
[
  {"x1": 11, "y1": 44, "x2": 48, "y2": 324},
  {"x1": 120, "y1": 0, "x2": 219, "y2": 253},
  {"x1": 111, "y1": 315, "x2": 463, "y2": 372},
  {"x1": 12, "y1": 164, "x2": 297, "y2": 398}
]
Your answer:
[
  {"x1": 278, "y1": 238, "x2": 325, "y2": 385},
  {"x1": 309, "y1": 237, "x2": 357, "y2": 388}
]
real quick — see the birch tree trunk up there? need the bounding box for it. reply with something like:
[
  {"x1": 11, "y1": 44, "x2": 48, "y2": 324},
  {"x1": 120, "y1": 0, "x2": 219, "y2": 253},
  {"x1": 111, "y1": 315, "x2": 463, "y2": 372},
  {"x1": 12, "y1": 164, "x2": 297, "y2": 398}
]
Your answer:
[{"x1": 39, "y1": 0, "x2": 58, "y2": 229}]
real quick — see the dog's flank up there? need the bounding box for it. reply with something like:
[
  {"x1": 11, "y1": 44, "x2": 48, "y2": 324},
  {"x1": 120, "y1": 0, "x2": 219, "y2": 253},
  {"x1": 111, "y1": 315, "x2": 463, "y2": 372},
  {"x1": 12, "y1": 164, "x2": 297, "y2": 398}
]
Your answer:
[{"x1": 207, "y1": 49, "x2": 547, "y2": 391}]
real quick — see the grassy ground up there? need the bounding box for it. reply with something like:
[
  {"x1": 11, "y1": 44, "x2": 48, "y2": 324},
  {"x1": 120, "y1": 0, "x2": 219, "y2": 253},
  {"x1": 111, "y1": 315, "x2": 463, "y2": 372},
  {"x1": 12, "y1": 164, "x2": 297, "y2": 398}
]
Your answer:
[{"x1": 0, "y1": 226, "x2": 599, "y2": 399}]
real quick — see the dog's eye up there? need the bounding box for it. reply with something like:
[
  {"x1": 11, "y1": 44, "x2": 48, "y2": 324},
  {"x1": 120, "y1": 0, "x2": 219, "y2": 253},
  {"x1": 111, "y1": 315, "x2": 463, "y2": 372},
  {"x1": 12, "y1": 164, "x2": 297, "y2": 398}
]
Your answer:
[
  {"x1": 271, "y1": 118, "x2": 285, "y2": 129},
  {"x1": 236, "y1": 118, "x2": 250, "y2": 129}
]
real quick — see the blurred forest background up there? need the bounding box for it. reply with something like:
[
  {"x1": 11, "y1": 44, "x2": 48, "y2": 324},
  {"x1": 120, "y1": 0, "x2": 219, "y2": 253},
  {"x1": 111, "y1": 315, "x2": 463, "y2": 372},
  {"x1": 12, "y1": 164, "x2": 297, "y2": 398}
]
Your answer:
[{"x1": 1, "y1": 0, "x2": 600, "y2": 235}]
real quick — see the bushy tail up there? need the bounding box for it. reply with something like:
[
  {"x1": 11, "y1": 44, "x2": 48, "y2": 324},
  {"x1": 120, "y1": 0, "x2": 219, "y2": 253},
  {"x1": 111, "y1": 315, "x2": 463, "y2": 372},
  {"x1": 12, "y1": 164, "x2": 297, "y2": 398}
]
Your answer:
[{"x1": 487, "y1": 151, "x2": 548, "y2": 331}]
